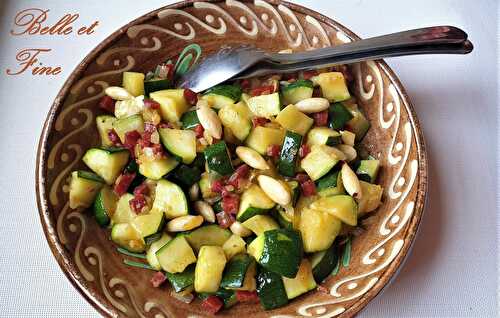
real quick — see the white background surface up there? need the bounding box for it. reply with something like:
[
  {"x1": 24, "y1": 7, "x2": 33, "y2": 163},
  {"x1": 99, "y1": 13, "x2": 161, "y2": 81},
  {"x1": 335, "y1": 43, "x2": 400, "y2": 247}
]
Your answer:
[{"x1": 0, "y1": 0, "x2": 497, "y2": 317}]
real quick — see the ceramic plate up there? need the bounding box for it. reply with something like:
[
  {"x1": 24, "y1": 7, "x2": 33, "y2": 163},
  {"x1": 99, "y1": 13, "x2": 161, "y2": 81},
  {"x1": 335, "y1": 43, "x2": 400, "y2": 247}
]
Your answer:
[{"x1": 36, "y1": 1, "x2": 427, "y2": 317}]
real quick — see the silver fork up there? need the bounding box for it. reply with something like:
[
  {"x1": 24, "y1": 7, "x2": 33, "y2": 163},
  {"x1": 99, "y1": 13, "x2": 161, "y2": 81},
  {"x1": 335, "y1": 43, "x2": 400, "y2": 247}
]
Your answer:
[{"x1": 177, "y1": 26, "x2": 473, "y2": 92}]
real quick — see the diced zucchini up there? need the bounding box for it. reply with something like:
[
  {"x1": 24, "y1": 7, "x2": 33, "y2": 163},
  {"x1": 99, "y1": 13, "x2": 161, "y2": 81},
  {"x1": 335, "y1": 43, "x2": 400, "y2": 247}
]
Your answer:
[
  {"x1": 146, "y1": 233, "x2": 172, "y2": 270},
  {"x1": 138, "y1": 156, "x2": 178, "y2": 180},
  {"x1": 237, "y1": 184, "x2": 275, "y2": 222},
  {"x1": 144, "y1": 78, "x2": 170, "y2": 96},
  {"x1": 311, "y1": 242, "x2": 339, "y2": 283},
  {"x1": 221, "y1": 254, "x2": 254, "y2": 289},
  {"x1": 180, "y1": 110, "x2": 200, "y2": 129},
  {"x1": 281, "y1": 79, "x2": 314, "y2": 105},
  {"x1": 122, "y1": 72, "x2": 145, "y2": 97},
  {"x1": 168, "y1": 164, "x2": 202, "y2": 189},
  {"x1": 199, "y1": 173, "x2": 217, "y2": 199},
  {"x1": 93, "y1": 185, "x2": 117, "y2": 226},
  {"x1": 356, "y1": 159, "x2": 380, "y2": 183},
  {"x1": 112, "y1": 114, "x2": 144, "y2": 143},
  {"x1": 152, "y1": 180, "x2": 188, "y2": 219},
  {"x1": 202, "y1": 84, "x2": 242, "y2": 109},
  {"x1": 246, "y1": 92, "x2": 281, "y2": 118},
  {"x1": 69, "y1": 171, "x2": 104, "y2": 209},
  {"x1": 256, "y1": 268, "x2": 288, "y2": 310},
  {"x1": 82, "y1": 147, "x2": 129, "y2": 185},
  {"x1": 275, "y1": 105, "x2": 314, "y2": 136},
  {"x1": 315, "y1": 72, "x2": 350, "y2": 102},
  {"x1": 156, "y1": 235, "x2": 196, "y2": 273},
  {"x1": 307, "y1": 127, "x2": 342, "y2": 147},
  {"x1": 315, "y1": 170, "x2": 346, "y2": 200},
  {"x1": 111, "y1": 223, "x2": 145, "y2": 252},
  {"x1": 248, "y1": 229, "x2": 302, "y2": 278},
  {"x1": 159, "y1": 128, "x2": 197, "y2": 164},
  {"x1": 222, "y1": 234, "x2": 247, "y2": 260},
  {"x1": 194, "y1": 246, "x2": 227, "y2": 293},
  {"x1": 185, "y1": 225, "x2": 232, "y2": 252},
  {"x1": 328, "y1": 102, "x2": 353, "y2": 130},
  {"x1": 166, "y1": 264, "x2": 195, "y2": 292},
  {"x1": 271, "y1": 208, "x2": 293, "y2": 229},
  {"x1": 245, "y1": 126, "x2": 285, "y2": 155},
  {"x1": 299, "y1": 207, "x2": 341, "y2": 252},
  {"x1": 278, "y1": 131, "x2": 302, "y2": 177},
  {"x1": 131, "y1": 210, "x2": 166, "y2": 243},
  {"x1": 96, "y1": 115, "x2": 117, "y2": 147},
  {"x1": 204, "y1": 141, "x2": 234, "y2": 176},
  {"x1": 282, "y1": 259, "x2": 316, "y2": 299},
  {"x1": 112, "y1": 193, "x2": 136, "y2": 224},
  {"x1": 150, "y1": 89, "x2": 189, "y2": 123},
  {"x1": 233, "y1": 261, "x2": 256, "y2": 291},
  {"x1": 345, "y1": 105, "x2": 370, "y2": 141},
  {"x1": 218, "y1": 102, "x2": 252, "y2": 141},
  {"x1": 242, "y1": 215, "x2": 279, "y2": 236},
  {"x1": 357, "y1": 181, "x2": 383, "y2": 214},
  {"x1": 300, "y1": 145, "x2": 343, "y2": 181},
  {"x1": 288, "y1": 180, "x2": 300, "y2": 205},
  {"x1": 310, "y1": 195, "x2": 358, "y2": 226}
]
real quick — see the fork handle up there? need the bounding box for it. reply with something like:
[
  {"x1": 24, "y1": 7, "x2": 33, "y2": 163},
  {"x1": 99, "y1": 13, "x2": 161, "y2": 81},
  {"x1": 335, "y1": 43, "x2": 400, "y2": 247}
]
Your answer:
[
  {"x1": 267, "y1": 26, "x2": 468, "y2": 64},
  {"x1": 236, "y1": 40, "x2": 473, "y2": 79}
]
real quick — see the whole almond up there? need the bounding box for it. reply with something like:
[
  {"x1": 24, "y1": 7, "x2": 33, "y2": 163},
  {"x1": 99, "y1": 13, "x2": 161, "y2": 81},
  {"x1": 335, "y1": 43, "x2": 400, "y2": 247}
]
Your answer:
[
  {"x1": 196, "y1": 105, "x2": 222, "y2": 139},
  {"x1": 167, "y1": 215, "x2": 204, "y2": 232},
  {"x1": 105, "y1": 86, "x2": 133, "y2": 100},
  {"x1": 295, "y1": 97, "x2": 330, "y2": 113},
  {"x1": 341, "y1": 163, "x2": 362, "y2": 199},
  {"x1": 229, "y1": 221, "x2": 253, "y2": 237},
  {"x1": 193, "y1": 201, "x2": 215, "y2": 223},
  {"x1": 257, "y1": 175, "x2": 291, "y2": 206},
  {"x1": 336, "y1": 144, "x2": 357, "y2": 162},
  {"x1": 236, "y1": 146, "x2": 269, "y2": 170}
]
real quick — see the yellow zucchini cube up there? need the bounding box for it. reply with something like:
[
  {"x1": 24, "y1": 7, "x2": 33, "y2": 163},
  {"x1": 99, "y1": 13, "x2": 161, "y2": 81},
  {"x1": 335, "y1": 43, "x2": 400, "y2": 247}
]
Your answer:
[
  {"x1": 299, "y1": 207, "x2": 341, "y2": 252},
  {"x1": 245, "y1": 126, "x2": 285, "y2": 155},
  {"x1": 122, "y1": 72, "x2": 145, "y2": 97},
  {"x1": 275, "y1": 105, "x2": 314, "y2": 136},
  {"x1": 195, "y1": 246, "x2": 227, "y2": 293},
  {"x1": 315, "y1": 72, "x2": 350, "y2": 102}
]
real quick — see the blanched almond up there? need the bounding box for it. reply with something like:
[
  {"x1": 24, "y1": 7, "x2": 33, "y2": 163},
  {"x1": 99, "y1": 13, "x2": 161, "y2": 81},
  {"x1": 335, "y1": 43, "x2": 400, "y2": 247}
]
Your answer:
[
  {"x1": 235, "y1": 146, "x2": 269, "y2": 170},
  {"x1": 295, "y1": 98, "x2": 330, "y2": 113},
  {"x1": 341, "y1": 163, "x2": 362, "y2": 199},
  {"x1": 105, "y1": 86, "x2": 133, "y2": 100},
  {"x1": 257, "y1": 175, "x2": 291, "y2": 206},
  {"x1": 196, "y1": 105, "x2": 222, "y2": 139},
  {"x1": 189, "y1": 183, "x2": 200, "y2": 201},
  {"x1": 167, "y1": 215, "x2": 204, "y2": 232},
  {"x1": 336, "y1": 144, "x2": 357, "y2": 162},
  {"x1": 193, "y1": 201, "x2": 215, "y2": 223},
  {"x1": 229, "y1": 221, "x2": 253, "y2": 237}
]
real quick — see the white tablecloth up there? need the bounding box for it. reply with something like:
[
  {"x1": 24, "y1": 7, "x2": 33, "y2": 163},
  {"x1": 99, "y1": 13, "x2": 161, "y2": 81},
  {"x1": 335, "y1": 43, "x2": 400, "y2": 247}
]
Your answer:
[{"x1": 0, "y1": 0, "x2": 497, "y2": 317}]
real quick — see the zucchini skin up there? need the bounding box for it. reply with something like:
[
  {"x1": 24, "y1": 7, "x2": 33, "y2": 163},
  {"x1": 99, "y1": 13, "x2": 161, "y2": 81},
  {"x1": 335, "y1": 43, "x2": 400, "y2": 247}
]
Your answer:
[
  {"x1": 278, "y1": 131, "x2": 302, "y2": 177},
  {"x1": 316, "y1": 169, "x2": 340, "y2": 192},
  {"x1": 203, "y1": 84, "x2": 242, "y2": 101},
  {"x1": 328, "y1": 102, "x2": 353, "y2": 130},
  {"x1": 144, "y1": 78, "x2": 170, "y2": 96},
  {"x1": 166, "y1": 264, "x2": 195, "y2": 292},
  {"x1": 312, "y1": 243, "x2": 340, "y2": 283},
  {"x1": 181, "y1": 110, "x2": 200, "y2": 129},
  {"x1": 220, "y1": 254, "x2": 254, "y2": 289},
  {"x1": 168, "y1": 164, "x2": 202, "y2": 189},
  {"x1": 204, "y1": 141, "x2": 234, "y2": 176},
  {"x1": 259, "y1": 229, "x2": 303, "y2": 278},
  {"x1": 256, "y1": 267, "x2": 288, "y2": 310}
]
